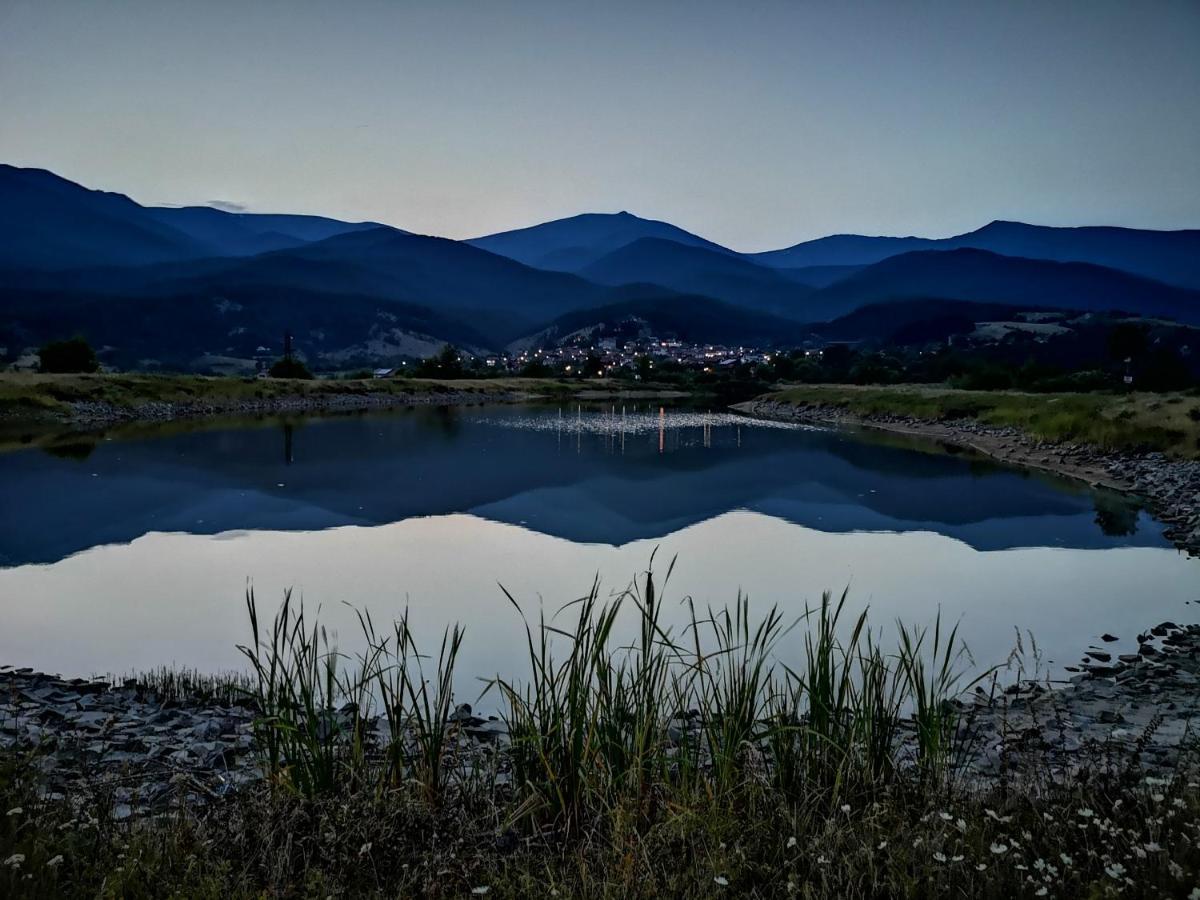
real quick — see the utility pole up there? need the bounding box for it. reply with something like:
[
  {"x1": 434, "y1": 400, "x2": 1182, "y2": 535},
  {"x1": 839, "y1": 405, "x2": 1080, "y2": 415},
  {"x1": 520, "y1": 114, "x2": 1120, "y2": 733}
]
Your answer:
[{"x1": 283, "y1": 330, "x2": 294, "y2": 362}]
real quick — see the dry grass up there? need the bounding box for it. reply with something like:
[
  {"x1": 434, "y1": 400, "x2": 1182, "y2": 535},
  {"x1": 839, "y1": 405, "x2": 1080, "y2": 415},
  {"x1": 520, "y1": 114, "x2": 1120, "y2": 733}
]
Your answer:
[
  {"x1": 0, "y1": 371, "x2": 590, "y2": 418},
  {"x1": 765, "y1": 384, "x2": 1200, "y2": 457}
]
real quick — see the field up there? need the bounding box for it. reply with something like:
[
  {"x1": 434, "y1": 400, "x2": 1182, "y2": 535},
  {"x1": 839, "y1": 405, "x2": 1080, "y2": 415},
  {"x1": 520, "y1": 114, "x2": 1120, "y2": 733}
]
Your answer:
[{"x1": 763, "y1": 384, "x2": 1200, "y2": 457}]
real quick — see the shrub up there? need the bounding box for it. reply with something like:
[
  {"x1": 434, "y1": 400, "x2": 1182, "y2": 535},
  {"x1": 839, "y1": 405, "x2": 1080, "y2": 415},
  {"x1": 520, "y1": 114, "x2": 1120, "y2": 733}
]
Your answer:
[{"x1": 38, "y1": 336, "x2": 99, "y2": 373}]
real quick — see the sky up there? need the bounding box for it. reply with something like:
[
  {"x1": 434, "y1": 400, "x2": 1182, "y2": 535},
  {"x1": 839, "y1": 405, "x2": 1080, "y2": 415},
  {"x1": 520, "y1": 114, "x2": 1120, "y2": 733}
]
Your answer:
[{"x1": 1, "y1": 1, "x2": 1198, "y2": 250}]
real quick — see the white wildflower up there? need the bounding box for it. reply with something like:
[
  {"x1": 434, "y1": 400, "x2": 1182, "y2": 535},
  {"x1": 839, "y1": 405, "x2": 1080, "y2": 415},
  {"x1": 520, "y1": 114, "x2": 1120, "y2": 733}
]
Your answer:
[
  {"x1": 786, "y1": 836, "x2": 797, "y2": 849},
  {"x1": 471, "y1": 889, "x2": 490, "y2": 896},
  {"x1": 1152, "y1": 793, "x2": 1165, "y2": 803},
  {"x1": 840, "y1": 804, "x2": 851, "y2": 813},
  {"x1": 1105, "y1": 862, "x2": 1126, "y2": 879},
  {"x1": 4, "y1": 854, "x2": 25, "y2": 869},
  {"x1": 934, "y1": 852, "x2": 947, "y2": 863},
  {"x1": 1077, "y1": 808, "x2": 1094, "y2": 818},
  {"x1": 990, "y1": 842, "x2": 1009, "y2": 855},
  {"x1": 714, "y1": 876, "x2": 729, "y2": 887},
  {"x1": 47, "y1": 855, "x2": 63, "y2": 868},
  {"x1": 1035, "y1": 888, "x2": 1048, "y2": 897},
  {"x1": 976, "y1": 863, "x2": 987, "y2": 871},
  {"x1": 877, "y1": 841, "x2": 888, "y2": 850},
  {"x1": 939, "y1": 811, "x2": 953, "y2": 821},
  {"x1": 985, "y1": 808, "x2": 1012, "y2": 824},
  {"x1": 5, "y1": 807, "x2": 22, "y2": 817}
]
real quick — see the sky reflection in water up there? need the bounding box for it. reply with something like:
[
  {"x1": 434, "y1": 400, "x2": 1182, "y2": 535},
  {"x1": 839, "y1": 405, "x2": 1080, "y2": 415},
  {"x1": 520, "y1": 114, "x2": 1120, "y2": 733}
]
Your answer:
[{"x1": 0, "y1": 404, "x2": 1194, "y2": 681}]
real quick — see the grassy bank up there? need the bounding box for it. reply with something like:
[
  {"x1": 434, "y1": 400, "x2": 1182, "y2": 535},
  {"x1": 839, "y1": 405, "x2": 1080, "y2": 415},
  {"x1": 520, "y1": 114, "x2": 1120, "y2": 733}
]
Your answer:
[
  {"x1": 3, "y1": 576, "x2": 1197, "y2": 897},
  {"x1": 0, "y1": 372, "x2": 599, "y2": 421},
  {"x1": 762, "y1": 384, "x2": 1200, "y2": 457}
]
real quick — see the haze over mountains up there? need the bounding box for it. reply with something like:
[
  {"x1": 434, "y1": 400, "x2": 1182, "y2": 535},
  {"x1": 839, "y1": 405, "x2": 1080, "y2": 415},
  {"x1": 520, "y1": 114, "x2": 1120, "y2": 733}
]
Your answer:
[{"x1": 2, "y1": 163, "x2": 1198, "y2": 371}]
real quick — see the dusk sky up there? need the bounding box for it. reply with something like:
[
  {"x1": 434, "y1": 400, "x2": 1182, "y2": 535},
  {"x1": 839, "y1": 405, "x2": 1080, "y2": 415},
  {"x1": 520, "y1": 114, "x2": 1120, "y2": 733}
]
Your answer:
[{"x1": 2, "y1": 1, "x2": 1198, "y2": 250}]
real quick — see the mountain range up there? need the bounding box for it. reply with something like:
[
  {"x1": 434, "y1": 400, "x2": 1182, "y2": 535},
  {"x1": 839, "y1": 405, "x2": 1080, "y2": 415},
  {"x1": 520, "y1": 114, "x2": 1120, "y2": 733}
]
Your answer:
[{"x1": 2, "y1": 163, "x2": 1198, "y2": 370}]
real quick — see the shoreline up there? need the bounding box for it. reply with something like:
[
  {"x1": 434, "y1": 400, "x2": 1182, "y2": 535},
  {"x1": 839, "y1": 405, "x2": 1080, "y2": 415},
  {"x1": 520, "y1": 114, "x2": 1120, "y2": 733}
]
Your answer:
[
  {"x1": 733, "y1": 397, "x2": 1200, "y2": 557},
  {"x1": 0, "y1": 374, "x2": 692, "y2": 436},
  {"x1": 4, "y1": 618, "x2": 1197, "y2": 816}
]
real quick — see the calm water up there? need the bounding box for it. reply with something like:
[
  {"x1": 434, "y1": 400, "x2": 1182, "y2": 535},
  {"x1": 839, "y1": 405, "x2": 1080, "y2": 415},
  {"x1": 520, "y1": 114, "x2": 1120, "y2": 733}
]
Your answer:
[{"x1": 0, "y1": 403, "x2": 1195, "y2": 682}]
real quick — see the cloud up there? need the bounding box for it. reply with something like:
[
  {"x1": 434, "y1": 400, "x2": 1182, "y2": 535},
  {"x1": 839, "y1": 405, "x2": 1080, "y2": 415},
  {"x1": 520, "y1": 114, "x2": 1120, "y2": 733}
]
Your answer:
[{"x1": 206, "y1": 199, "x2": 247, "y2": 213}]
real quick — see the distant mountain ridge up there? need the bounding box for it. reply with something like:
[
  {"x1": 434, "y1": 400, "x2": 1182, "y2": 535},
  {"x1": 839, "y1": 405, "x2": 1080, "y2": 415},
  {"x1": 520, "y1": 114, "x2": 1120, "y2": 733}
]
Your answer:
[
  {"x1": 803, "y1": 248, "x2": 1200, "y2": 323},
  {"x1": 752, "y1": 220, "x2": 1200, "y2": 290},
  {"x1": 0, "y1": 164, "x2": 389, "y2": 270},
  {"x1": 467, "y1": 211, "x2": 737, "y2": 271},
  {"x1": 3, "y1": 162, "x2": 1200, "y2": 370}
]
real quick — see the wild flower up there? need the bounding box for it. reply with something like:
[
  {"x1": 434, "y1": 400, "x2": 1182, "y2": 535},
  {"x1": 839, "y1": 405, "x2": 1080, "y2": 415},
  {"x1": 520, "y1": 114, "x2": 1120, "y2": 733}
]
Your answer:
[
  {"x1": 877, "y1": 841, "x2": 888, "y2": 850},
  {"x1": 4, "y1": 854, "x2": 25, "y2": 869},
  {"x1": 1078, "y1": 808, "x2": 1094, "y2": 818},
  {"x1": 471, "y1": 888, "x2": 490, "y2": 895},
  {"x1": 46, "y1": 855, "x2": 63, "y2": 868},
  {"x1": 933, "y1": 852, "x2": 947, "y2": 862},
  {"x1": 714, "y1": 876, "x2": 729, "y2": 886},
  {"x1": 786, "y1": 837, "x2": 796, "y2": 849},
  {"x1": 985, "y1": 808, "x2": 1012, "y2": 823},
  {"x1": 939, "y1": 811, "x2": 953, "y2": 821},
  {"x1": 1105, "y1": 862, "x2": 1127, "y2": 879},
  {"x1": 990, "y1": 843, "x2": 1009, "y2": 855},
  {"x1": 5, "y1": 807, "x2": 22, "y2": 817}
]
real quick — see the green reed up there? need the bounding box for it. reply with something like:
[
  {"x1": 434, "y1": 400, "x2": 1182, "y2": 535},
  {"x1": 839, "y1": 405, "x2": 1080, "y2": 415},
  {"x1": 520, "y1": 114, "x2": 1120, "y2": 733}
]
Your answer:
[{"x1": 238, "y1": 563, "x2": 983, "y2": 825}]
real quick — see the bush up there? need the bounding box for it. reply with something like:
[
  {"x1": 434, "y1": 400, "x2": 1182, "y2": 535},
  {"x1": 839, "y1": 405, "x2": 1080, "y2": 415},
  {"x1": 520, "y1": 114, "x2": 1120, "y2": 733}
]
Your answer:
[
  {"x1": 38, "y1": 337, "x2": 99, "y2": 374},
  {"x1": 267, "y1": 357, "x2": 313, "y2": 379}
]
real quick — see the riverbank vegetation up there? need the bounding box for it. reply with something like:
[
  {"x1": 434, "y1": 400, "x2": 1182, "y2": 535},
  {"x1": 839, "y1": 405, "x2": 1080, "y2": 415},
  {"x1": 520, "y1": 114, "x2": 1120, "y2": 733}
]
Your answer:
[
  {"x1": 3, "y1": 575, "x2": 1198, "y2": 897},
  {"x1": 762, "y1": 384, "x2": 1200, "y2": 458},
  {"x1": 0, "y1": 372, "x2": 593, "y2": 422}
]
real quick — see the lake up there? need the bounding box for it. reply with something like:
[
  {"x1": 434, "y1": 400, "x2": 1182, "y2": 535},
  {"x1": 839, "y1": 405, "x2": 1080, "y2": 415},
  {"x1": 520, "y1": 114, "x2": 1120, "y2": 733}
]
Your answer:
[{"x1": 0, "y1": 403, "x2": 1194, "y2": 686}]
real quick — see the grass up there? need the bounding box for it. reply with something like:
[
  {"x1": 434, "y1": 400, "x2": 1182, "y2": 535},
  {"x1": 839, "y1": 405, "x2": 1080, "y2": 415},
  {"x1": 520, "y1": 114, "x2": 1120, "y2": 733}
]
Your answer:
[
  {"x1": 0, "y1": 371, "x2": 593, "y2": 420},
  {"x1": 763, "y1": 383, "x2": 1200, "y2": 457},
  {"x1": 5, "y1": 568, "x2": 1198, "y2": 896}
]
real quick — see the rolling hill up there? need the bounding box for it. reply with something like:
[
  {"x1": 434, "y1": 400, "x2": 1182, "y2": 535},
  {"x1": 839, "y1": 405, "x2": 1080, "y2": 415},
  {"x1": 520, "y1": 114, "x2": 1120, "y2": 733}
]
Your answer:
[
  {"x1": 467, "y1": 211, "x2": 736, "y2": 271},
  {"x1": 802, "y1": 248, "x2": 1200, "y2": 323},
  {"x1": 0, "y1": 164, "x2": 391, "y2": 269},
  {"x1": 752, "y1": 220, "x2": 1200, "y2": 290},
  {"x1": 512, "y1": 293, "x2": 810, "y2": 350},
  {"x1": 577, "y1": 237, "x2": 811, "y2": 316}
]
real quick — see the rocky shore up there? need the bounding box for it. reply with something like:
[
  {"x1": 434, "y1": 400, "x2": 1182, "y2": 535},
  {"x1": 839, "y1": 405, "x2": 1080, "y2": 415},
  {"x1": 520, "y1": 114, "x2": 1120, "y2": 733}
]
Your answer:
[
  {"x1": 6, "y1": 620, "x2": 1199, "y2": 816},
  {"x1": 734, "y1": 398, "x2": 1200, "y2": 557}
]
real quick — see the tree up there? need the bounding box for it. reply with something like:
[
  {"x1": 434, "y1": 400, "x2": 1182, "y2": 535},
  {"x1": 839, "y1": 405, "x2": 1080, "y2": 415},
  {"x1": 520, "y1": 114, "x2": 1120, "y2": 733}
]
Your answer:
[
  {"x1": 519, "y1": 358, "x2": 553, "y2": 378},
  {"x1": 416, "y1": 345, "x2": 465, "y2": 379},
  {"x1": 268, "y1": 357, "x2": 313, "y2": 379},
  {"x1": 39, "y1": 337, "x2": 99, "y2": 373}
]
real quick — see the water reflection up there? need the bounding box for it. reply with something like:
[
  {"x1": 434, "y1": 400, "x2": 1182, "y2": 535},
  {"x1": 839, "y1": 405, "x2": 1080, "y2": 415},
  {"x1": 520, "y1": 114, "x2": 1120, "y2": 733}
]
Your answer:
[
  {"x1": 0, "y1": 404, "x2": 1193, "y2": 680},
  {"x1": 0, "y1": 404, "x2": 1169, "y2": 567}
]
